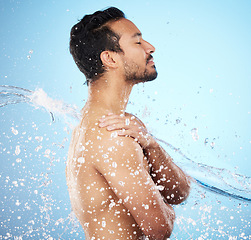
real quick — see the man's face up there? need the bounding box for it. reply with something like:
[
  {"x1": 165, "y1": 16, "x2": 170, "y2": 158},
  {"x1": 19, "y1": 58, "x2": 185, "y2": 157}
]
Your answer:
[{"x1": 110, "y1": 18, "x2": 157, "y2": 83}]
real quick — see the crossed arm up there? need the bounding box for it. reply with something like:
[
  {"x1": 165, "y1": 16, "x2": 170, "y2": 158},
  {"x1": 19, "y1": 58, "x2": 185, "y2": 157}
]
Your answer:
[
  {"x1": 94, "y1": 112, "x2": 191, "y2": 239},
  {"x1": 99, "y1": 113, "x2": 191, "y2": 204},
  {"x1": 93, "y1": 135, "x2": 175, "y2": 239}
]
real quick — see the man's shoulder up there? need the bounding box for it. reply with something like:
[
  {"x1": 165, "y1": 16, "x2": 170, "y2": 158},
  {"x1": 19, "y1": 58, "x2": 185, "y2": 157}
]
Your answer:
[
  {"x1": 125, "y1": 112, "x2": 146, "y2": 127},
  {"x1": 76, "y1": 117, "x2": 142, "y2": 154},
  {"x1": 93, "y1": 126, "x2": 142, "y2": 155},
  {"x1": 73, "y1": 112, "x2": 144, "y2": 165}
]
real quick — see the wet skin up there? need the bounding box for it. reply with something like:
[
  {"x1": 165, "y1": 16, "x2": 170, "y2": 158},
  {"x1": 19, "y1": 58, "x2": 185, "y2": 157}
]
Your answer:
[
  {"x1": 66, "y1": 111, "x2": 190, "y2": 239},
  {"x1": 66, "y1": 18, "x2": 190, "y2": 240},
  {"x1": 66, "y1": 111, "x2": 155, "y2": 239}
]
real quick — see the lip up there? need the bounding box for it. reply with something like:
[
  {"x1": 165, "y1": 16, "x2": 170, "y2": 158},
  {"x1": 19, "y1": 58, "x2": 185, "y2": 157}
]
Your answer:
[{"x1": 147, "y1": 57, "x2": 155, "y2": 65}]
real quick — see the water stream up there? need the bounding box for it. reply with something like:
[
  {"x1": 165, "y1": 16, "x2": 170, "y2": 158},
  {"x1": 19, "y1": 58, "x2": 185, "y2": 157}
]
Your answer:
[
  {"x1": 0, "y1": 85, "x2": 250, "y2": 239},
  {"x1": 1, "y1": 85, "x2": 250, "y2": 202}
]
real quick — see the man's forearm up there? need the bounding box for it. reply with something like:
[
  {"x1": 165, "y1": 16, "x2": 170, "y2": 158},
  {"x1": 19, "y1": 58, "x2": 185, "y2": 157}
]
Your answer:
[{"x1": 143, "y1": 138, "x2": 190, "y2": 204}]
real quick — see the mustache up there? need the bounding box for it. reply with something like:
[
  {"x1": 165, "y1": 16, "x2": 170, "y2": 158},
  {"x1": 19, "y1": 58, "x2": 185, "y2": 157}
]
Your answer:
[{"x1": 146, "y1": 55, "x2": 153, "y2": 64}]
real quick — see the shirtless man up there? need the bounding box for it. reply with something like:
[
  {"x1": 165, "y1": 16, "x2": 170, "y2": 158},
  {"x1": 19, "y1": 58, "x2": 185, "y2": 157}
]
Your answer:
[{"x1": 66, "y1": 7, "x2": 190, "y2": 240}]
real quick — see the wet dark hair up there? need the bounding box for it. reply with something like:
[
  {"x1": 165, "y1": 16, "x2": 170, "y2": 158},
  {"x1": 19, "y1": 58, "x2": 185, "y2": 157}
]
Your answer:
[{"x1": 70, "y1": 7, "x2": 125, "y2": 84}]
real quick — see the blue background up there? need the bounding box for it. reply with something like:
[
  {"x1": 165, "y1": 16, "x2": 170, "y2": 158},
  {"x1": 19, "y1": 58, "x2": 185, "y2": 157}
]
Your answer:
[{"x1": 0, "y1": 0, "x2": 250, "y2": 239}]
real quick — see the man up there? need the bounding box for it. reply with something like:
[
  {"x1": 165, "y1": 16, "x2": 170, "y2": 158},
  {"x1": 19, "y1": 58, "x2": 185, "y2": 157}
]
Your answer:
[{"x1": 66, "y1": 7, "x2": 190, "y2": 240}]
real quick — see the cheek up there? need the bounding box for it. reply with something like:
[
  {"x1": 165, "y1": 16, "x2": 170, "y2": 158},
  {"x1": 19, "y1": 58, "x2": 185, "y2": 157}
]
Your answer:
[
  {"x1": 132, "y1": 52, "x2": 146, "y2": 64},
  {"x1": 127, "y1": 46, "x2": 145, "y2": 58},
  {"x1": 122, "y1": 49, "x2": 146, "y2": 66}
]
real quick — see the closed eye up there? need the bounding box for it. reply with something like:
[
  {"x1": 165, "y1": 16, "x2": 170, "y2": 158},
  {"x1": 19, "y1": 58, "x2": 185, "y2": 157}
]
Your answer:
[{"x1": 136, "y1": 42, "x2": 141, "y2": 45}]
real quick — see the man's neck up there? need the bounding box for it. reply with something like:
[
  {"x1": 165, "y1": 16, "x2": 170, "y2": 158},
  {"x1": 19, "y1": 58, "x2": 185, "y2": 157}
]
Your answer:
[{"x1": 86, "y1": 76, "x2": 134, "y2": 115}]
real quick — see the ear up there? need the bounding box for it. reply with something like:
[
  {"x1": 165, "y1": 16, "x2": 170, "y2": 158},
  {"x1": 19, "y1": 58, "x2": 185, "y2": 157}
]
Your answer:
[{"x1": 100, "y1": 51, "x2": 118, "y2": 69}]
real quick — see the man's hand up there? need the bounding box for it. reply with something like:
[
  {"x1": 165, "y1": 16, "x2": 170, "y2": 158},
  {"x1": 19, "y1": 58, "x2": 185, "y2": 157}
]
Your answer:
[{"x1": 99, "y1": 113, "x2": 155, "y2": 149}]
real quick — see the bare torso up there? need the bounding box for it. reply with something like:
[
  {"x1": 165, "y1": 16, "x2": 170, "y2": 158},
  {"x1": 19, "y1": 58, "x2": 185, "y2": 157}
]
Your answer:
[{"x1": 66, "y1": 110, "x2": 149, "y2": 240}]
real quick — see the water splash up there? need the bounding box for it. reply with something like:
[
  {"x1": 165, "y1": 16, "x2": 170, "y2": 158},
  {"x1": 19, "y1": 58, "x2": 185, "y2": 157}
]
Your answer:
[
  {"x1": 30, "y1": 88, "x2": 81, "y2": 122},
  {"x1": 0, "y1": 85, "x2": 81, "y2": 123},
  {"x1": 1, "y1": 85, "x2": 250, "y2": 203},
  {"x1": 0, "y1": 85, "x2": 32, "y2": 107},
  {"x1": 155, "y1": 138, "x2": 251, "y2": 202}
]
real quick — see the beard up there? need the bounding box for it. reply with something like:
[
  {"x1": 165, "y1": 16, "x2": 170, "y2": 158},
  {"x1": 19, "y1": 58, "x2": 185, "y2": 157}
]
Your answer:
[{"x1": 123, "y1": 56, "x2": 158, "y2": 83}]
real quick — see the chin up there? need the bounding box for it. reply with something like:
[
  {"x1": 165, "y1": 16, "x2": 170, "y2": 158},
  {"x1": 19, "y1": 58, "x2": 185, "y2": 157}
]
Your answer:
[
  {"x1": 144, "y1": 70, "x2": 158, "y2": 82},
  {"x1": 126, "y1": 68, "x2": 158, "y2": 83}
]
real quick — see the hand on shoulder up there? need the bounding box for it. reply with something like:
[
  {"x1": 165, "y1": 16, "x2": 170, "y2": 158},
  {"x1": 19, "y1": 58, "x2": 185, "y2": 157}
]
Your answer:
[{"x1": 98, "y1": 112, "x2": 156, "y2": 149}]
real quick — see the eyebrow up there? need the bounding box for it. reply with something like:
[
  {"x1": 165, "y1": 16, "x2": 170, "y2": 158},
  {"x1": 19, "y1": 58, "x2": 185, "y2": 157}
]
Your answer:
[{"x1": 131, "y1": 32, "x2": 142, "y2": 38}]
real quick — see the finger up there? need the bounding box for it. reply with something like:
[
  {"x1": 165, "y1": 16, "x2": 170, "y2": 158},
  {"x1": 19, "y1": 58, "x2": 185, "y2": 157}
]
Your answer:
[
  {"x1": 99, "y1": 118, "x2": 126, "y2": 128},
  {"x1": 99, "y1": 114, "x2": 134, "y2": 128},
  {"x1": 106, "y1": 122, "x2": 132, "y2": 131},
  {"x1": 117, "y1": 129, "x2": 137, "y2": 137},
  {"x1": 99, "y1": 113, "x2": 124, "y2": 123}
]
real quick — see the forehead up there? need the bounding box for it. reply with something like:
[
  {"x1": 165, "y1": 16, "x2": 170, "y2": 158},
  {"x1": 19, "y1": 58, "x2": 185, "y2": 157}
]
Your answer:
[{"x1": 109, "y1": 18, "x2": 141, "y2": 39}]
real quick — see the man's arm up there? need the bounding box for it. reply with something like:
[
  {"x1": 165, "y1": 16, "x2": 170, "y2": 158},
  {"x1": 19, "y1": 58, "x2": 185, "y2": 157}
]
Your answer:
[
  {"x1": 143, "y1": 141, "x2": 190, "y2": 204},
  {"x1": 93, "y1": 131, "x2": 175, "y2": 240},
  {"x1": 99, "y1": 113, "x2": 190, "y2": 204}
]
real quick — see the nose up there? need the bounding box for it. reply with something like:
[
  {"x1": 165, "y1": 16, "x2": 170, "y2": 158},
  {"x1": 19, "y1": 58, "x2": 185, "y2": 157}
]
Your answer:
[{"x1": 143, "y1": 40, "x2": 155, "y2": 54}]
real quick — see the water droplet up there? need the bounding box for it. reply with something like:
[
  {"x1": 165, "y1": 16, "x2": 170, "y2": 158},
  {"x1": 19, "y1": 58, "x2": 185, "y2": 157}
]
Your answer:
[
  {"x1": 191, "y1": 128, "x2": 199, "y2": 141},
  {"x1": 102, "y1": 221, "x2": 106, "y2": 227},
  {"x1": 156, "y1": 185, "x2": 164, "y2": 191},
  {"x1": 109, "y1": 202, "x2": 115, "y2": 208},
  {"x1": 210, "y1": 141, "x2": 215, "y2": 149},
  {"x1": 143, "y1": 204, "x2": 149, "y2": 210},
  {"x1": 35, "y1": 136, "x2": 43, "y2": 142},
  {"x1": 15, "y1": 145, "x2": 20, "y2": 155},
  {"x1": 119, "y1": 181, "x2": 125, "y2": 186},
  {"x1": 77, "y1": 157, "x2": 85, "y2": 163},
  {"x1": 11, "y1": 127, "x2": 18, "y2": 135},
  {"x1": 35, "y1": 145, "x2": 42, "y2": 152}
]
